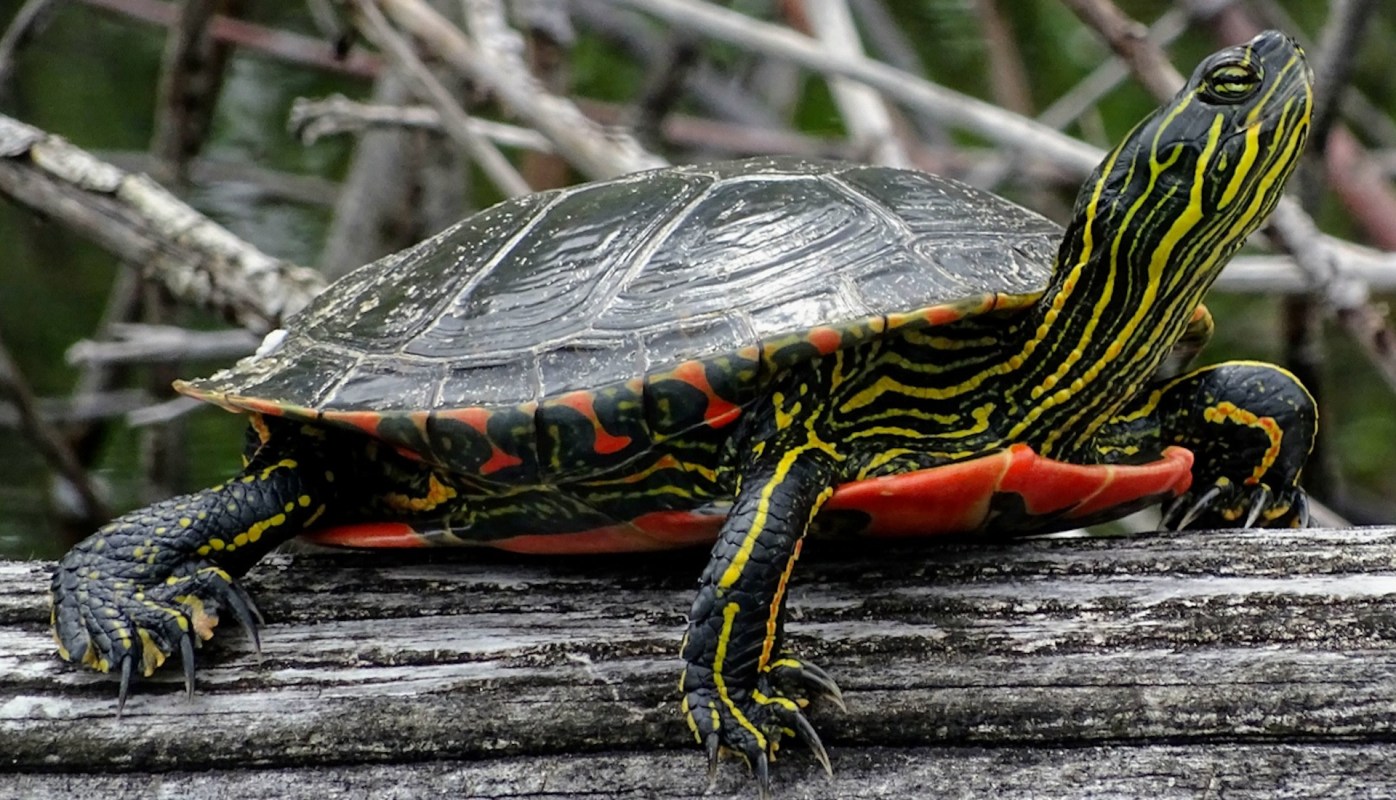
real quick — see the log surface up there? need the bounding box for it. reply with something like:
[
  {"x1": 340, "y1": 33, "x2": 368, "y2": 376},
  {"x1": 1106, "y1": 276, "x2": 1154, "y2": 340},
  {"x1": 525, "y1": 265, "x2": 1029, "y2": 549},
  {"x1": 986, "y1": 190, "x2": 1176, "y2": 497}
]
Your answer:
[{"x1": 3, "y1": 527, "x2": 1396, "y2": 798}]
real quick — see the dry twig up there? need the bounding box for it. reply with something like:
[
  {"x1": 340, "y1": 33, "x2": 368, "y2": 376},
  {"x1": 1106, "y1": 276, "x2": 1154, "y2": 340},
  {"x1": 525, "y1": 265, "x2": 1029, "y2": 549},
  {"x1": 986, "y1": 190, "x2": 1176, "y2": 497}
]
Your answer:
[
  {"x1": 357, "y1": 0, "x2": 664, "y2": 179},
  {"x1": 611, "y1": 0, "x2": 1104, "y2": 175},
  {"x1": 0, "y1": 0, "x2": 63, "y2": 95},
  {"x1": 1035, "y1": 9, "x2": 1189, "y2": 131},
  {"x1": 568, "y1": 0, "x2": 783, "y2": 129},
  {"x1": 1306, "y1": 0, "x2": 1379, "y2": 149},
  {"x1": 800, "y1": 0, "x2": 910, "y2": 167},
  {"x1": 78, "y1": 0, "x2": 380, "y2": 77},
  {"x1": 1056, "y1": 0, "x2": 1183, "y2": 97},
  {"x1": 0, "y1": 390, "x2": 153, "y2": 429},
  {"x1": 0, "y1": 113, "x2": 324, "y2": 331},
  {"x1": 348, "y1": 0, "x2": 531, "y2": 197},
  {"x1": 65, "y1": 324, "x2": 261, "y2": 367},
  {"x1": 289, "y1": 94, "x2": 552, "y2": 153}
]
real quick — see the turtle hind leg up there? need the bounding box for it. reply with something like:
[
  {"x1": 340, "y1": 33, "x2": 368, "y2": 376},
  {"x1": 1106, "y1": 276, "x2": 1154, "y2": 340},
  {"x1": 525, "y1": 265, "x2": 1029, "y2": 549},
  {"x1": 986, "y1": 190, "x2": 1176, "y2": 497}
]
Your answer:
[
  {"x1": 49, "y1": 416, "x2": 346, "y2": 706},
  {"x1": 680, "y1": 384, "x2": 844, "y2": 796},
  {"x1": 1142, "y1": 361, "x2": 1316, "y2": 529}
]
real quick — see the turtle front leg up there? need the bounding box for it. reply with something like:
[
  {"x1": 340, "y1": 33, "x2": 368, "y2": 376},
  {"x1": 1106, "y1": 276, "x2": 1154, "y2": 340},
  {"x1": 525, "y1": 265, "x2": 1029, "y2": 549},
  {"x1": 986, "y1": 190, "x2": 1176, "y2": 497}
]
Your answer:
[
  {"x1": 50, "y1": 417, "x2": 342, "y2": 708},
  {"x1": 681, "y1": 417, "x2": 843, "y2": 795},
  {"x1": 1105, "y1": 361, "x2": 1316, "y2": 529}
]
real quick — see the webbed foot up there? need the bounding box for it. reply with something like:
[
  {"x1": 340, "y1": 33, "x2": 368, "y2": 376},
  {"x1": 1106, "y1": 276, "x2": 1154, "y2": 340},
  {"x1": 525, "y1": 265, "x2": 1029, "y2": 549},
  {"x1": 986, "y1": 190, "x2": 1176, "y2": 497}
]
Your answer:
[
  {"x1": 1162, "y1": 477, "x2": 1310, "y2": 530},
  {"x1": 50, "y1": 524, "x2": 262, "y2": 711},
  {"x1": 682, "y1": 655, "x2": 840, "y2": 798}
]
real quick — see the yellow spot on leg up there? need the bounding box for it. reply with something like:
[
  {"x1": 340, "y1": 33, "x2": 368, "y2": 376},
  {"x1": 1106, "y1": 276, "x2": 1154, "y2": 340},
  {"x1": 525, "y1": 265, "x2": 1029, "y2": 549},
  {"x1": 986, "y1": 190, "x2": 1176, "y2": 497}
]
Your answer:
[
  {"x1": 176, "y1": 594, "x2": 219, "y2": 640},
  {"x1": 137, "y1": 628, "x2": 166, "y2": 676}
]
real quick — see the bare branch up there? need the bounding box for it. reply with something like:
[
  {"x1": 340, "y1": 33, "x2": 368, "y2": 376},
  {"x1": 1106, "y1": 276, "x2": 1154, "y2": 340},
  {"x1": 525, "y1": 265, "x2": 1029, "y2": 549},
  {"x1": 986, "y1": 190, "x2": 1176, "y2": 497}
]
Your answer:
[
  {"x1": 1266, "y1": 201, "x2": 1396, "y2": 391},
  {"x1": 1035, "y1": 9, "x2": 1189, "y2": 131},
  {"x1": 801, "y1": 0, "x2": 910, "y2": 167},
  {"x1": 0, "y1": 113, "x2": 324, "y2": 331},
  {"x1": 150, "y1": 0, "x2": 237, "y2": 179},
  {"x1": 567, "y1": 0, "x2": 783, "y2": 129},
  {"x1": 65, "y1": 324, "x2": 260, "y2": 367},
  {"x1": 847, "y1": 0, "x2": 945, "y2": 142},
  {"x1": 348, "y1": 0, "x2": 532, "y2": 197},
  {"x1": 0, "y1": 0, "x2": 63, "y2": 96},
  {"x1": 99, "y1": 150, "x2": 341, "y2": 206},
  {"x1": 1307, "y1": 0, "x2": 1379, "y2": 148},
  {"x1": 0, "y1": 390, "x2": 154, "y2": 429},
  {"x1": 972, "y1": 0, "x2": 1034, "y2": 116},
  {"x1": 1056, "y1": 0, "x2": 1184, "y2": 98},
  {"x1": 1220, "y1": 251, "x2": 1396, "y2": 295},
  {"x1": 127, "y1": 395, "x2": 207, "y2": 427},
  {"x1": 354, "y1": 0, "x2": 664, "y2": 179},
  {"x1": 610, "y1": 0, "x2": 1104, "y2": 176},
  {"x1": 78, "y1": 0, "x2": 380, "y2": 78},
  {"x1": 290, "y1": 94, "x2": 554, "y2": 153}
]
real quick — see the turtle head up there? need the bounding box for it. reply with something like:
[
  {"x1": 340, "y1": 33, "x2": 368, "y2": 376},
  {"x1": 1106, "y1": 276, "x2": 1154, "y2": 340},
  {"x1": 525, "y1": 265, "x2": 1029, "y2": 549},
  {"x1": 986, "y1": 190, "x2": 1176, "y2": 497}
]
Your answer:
[
  {"x1": 1015, "y1": 32, "x2": 1311, "y2": 459},
  {"x1": 1057, "y1": 30, "x2": 1312, "y2": 292}
]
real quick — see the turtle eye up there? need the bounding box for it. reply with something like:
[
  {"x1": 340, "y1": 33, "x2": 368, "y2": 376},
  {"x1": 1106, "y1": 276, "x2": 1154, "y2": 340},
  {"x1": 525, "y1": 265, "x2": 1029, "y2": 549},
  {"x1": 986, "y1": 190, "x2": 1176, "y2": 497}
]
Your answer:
[{"x1": 1201, "y1": 60, "x2": 1263, "y2": 104}]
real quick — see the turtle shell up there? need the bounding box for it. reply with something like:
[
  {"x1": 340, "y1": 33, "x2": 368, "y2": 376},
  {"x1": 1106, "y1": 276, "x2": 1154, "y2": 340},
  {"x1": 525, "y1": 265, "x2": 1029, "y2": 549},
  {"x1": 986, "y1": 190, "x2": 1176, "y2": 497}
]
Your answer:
[{"x1": 182, "y1": 157, "x2": 1062, "y2": 481}]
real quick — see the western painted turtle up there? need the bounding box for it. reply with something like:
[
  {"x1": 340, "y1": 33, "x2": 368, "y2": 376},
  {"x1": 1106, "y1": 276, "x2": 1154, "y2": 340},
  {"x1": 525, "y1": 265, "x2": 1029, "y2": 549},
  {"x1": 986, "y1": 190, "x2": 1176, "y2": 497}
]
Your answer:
[{"x1": 52, "y1": 31, "x2": 1314, "y2": 796}]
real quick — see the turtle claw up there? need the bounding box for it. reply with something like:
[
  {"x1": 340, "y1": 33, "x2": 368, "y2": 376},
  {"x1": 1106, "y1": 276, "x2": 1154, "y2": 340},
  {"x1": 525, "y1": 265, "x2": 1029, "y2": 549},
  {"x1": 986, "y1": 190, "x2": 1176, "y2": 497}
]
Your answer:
[
  {"x1": 1292, "y1": 492, "x2": 1311, "y2": 528},
  {"x1": 1162, "y1": 483, "x2": 1224, "y2": 530},
  {"x1": 776, "y1": 702, "x2": 832, "y2": 778},
  {"x1": 1242, "y1": 484, "x2": 1273, "y2": 528},
  {"x1": 180, "y1": 630, "x2": 197, "y2": 699},
  {"x1": 51, "y1": 539, "x2": 262, "y2": 706},
  {"x1": 705, "y1": 732, "x2": 721, "y2": 789},
  {"x1": 754, "y1": 749, "x2": 772, "y2": 800},
  {"x1": 683, "y1": 655, "x2": 841, "y2": 794},
  {"x1": 223, "y1": 580, "x2": 265, "y2": 655},
  {"x1": 1163, "y1": 478, "x2": 1308, "y2": 530},
  {"x1": 116, "y1": 654, "x2": 133, "y2": 717},
  {"x1": 767, "y1": 654, "x2": 846, "y2": 712}
]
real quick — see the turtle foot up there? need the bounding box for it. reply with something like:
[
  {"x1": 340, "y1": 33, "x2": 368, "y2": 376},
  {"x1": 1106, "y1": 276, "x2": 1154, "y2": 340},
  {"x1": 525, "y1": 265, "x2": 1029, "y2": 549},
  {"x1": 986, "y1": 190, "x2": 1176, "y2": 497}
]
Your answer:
[
  {"x1": 50, "y1": 539, "x2": 262, "y2": 712},
  {"x1": 764, "y1": 653, "x2": 846, "y2": 712},
  {"x1": 1162, "y1": 478, "x2": 1310, "y2": 530},
  {"x1": 683, "y1": 657, "x2": 839, "y2": 798}
]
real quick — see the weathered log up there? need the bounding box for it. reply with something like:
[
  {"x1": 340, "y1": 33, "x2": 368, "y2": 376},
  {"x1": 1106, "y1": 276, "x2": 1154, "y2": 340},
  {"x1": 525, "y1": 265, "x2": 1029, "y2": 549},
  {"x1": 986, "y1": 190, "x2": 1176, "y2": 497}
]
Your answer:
[{"x1": 3, "y1": 527, "x2": 1396, "y2": 798}]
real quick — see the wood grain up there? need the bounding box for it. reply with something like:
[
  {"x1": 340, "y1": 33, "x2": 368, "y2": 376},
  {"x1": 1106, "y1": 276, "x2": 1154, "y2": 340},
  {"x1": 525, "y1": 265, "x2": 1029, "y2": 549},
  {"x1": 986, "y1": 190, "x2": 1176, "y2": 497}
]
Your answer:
[{"x1": 4, "y1": 527, "x2": 1396, "y2": 798}]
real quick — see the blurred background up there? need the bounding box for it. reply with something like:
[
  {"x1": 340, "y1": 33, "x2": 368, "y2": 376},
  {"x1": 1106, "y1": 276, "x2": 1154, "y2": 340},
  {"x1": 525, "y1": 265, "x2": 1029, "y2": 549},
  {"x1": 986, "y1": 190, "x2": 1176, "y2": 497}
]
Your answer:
[{"x1": 1, "y1": 0, "x2": 1394, "y2": 560}]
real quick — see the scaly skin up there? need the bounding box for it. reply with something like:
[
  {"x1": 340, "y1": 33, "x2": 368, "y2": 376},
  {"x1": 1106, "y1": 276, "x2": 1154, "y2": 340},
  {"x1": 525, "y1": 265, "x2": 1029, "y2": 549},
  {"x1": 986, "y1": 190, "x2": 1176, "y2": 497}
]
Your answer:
[
  {"x1": 677, "y1": 32, "x2": 1314, "y2": 797},
  {"x1": 681, "y1": 386, "x2": 842, "y2": 784},
  {"x1": 1155, "y1": 362, "x2": 1316, "y2": 529},
  {"x1": 50, "y1": 30, "x2": 1314, "y2": 800},
  {"x1": 51, "y1": 420, "x2": 362, "y2": 707}
]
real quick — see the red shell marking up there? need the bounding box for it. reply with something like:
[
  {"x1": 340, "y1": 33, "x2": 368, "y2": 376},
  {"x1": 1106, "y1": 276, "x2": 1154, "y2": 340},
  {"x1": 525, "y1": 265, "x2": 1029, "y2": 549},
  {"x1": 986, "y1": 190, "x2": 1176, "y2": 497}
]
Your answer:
[
  {"x1": 305, "y1": 511, "x2": 725, "y2": 553},
  {"x1": 425, "y1": 407, "x2": 524, "y2": 475},
  {"x1": 829, "y1": 444, "x2": 1194, "y2": 536},
  {"x1": 552, "y1": 390, "x2": 633, "y2": 455},
  {"x1": 302, "y1": 446, "x2": 1195, "y2": 552},
  {"x1": 669, "y1": 360, "x2": 742, "y2": 428},
  {"x1": 306, "y1": 522, "x2": 433, "y2": 548},
  {"x1": 807, "y1": 326, "x2": 844, "y2": 356}
]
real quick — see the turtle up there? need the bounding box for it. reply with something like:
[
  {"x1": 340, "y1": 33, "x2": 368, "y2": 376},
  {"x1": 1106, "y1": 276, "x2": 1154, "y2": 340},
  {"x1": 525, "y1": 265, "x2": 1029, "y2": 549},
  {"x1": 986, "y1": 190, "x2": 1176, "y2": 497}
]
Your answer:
[{"x1": 52, "y1": 30, "x2": 1314, "y2": 796}]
